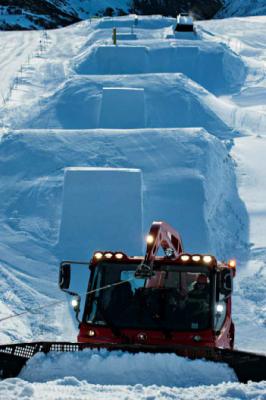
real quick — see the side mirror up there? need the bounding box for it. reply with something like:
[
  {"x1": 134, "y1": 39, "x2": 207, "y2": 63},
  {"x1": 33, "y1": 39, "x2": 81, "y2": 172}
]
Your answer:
[
  {"x1": 59, "y1": 263, "x2": 71, "y2": 290},
  {"x1": 220, "y1": 270, "x2": 233, "y2": 298}
]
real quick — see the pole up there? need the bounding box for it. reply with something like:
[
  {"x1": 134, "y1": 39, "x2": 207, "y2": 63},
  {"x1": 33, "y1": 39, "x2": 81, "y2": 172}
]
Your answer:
[{"x1": 112, "y1": 28, "x2": 117, "y2": 45}]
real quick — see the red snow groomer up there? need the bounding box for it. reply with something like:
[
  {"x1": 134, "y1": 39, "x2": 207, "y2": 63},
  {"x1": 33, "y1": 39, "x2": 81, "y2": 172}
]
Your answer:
[
  {"x1": 0, "y1": 222, "x2": 265, "y2": 382},
  {"x1": 64, "y1": 221, "x2": 235, "y2": 350}
]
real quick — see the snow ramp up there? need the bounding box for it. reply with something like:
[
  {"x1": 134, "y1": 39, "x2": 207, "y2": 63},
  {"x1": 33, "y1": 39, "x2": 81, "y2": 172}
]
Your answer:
[
  {"x1": 74, "y1": 42, "x2": 246, "y2": 95},
  {"x1": 21, "y1": 74, "x2": 233, "y2": 138},
  {"x1": 0, "y1": 128, "x2": 248, "y2": 262}
]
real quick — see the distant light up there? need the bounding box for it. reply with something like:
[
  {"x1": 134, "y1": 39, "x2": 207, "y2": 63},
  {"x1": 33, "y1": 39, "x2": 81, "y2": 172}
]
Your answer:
[
  {"x1": 181, "y1": 254, "x2": 190, "y2": 262},
  {"x1": 71, "y1": 298, "x2": 79, "y2": 308},
  {"x1": 115, "y1": 253, "x2": 123, "y2": 259},
  {"x1": 94, "y1": 252, "x2": 103, "y2": 260},
  {"x1": 192, "y1": 255, "x2": 201, "y2": 262},
  {"x1": 203, "y1": 255, "x2": 212, "y2": 264},
  {"x1": 105, "y1": 252, "x2": 113, "y2": 259},
  {"x1": 228, "y1": 259, "x2": 236, "y2": 268},
  {"x1": 216, "y1": 304, "x2": 224, "y2": 313},
  {"x1": 146, "y1": 235, "x2": 154, "y2": 244},
  {"x1": 88, "y1": 330, "x2": 95, "y2": 337}
]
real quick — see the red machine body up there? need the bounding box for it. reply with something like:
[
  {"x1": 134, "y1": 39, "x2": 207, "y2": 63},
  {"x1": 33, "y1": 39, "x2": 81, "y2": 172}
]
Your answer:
[{"x1": 72, "y1": 222, "x2": 235, "y2": 350}]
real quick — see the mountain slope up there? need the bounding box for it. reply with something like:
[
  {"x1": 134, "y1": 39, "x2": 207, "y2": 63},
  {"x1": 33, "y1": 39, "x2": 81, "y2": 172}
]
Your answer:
[
  {"x1": 0, "y1": 0, "x2": 221, "y2": 30},
  {"x1": 217, "y1": 0, "x2": 266, "y2": 18}
]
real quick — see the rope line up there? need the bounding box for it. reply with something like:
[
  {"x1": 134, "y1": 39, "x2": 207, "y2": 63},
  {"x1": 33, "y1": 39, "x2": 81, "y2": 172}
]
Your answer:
[{"x1": 0, "y1": 278, "x2": 135, "y2": 323}]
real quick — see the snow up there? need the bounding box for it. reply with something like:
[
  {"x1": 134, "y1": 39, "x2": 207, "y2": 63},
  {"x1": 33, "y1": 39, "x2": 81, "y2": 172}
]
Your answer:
[
  {"x1": 0, "y1": 378, "x2": 266, "y2": 400},
  {"x1": 100, "y1": 87, "x2": 146, "y2": 128},
  {"x1": 0, "y1": 12, "x2": 265, "y2": 399},
  {"x1": 19, "y1": 350, "x2": 237, "y2": 386},
  {"x1": 59, "y1": 167, "x2": 143, "y2": 259},
  {"x1": 73, "y1": 40, "x2": 245, "y2": 95}
]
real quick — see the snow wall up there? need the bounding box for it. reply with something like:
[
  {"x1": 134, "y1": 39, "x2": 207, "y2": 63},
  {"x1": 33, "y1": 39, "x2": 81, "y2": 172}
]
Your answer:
[
  {"x1": 59, "y1": 167, "x2": 143, "y2": 260},
  {"x1": 73, "y1": 42, "x2": 246, "y2": 95},
  {"x1": 99, "y1": 87, "x2": 145, "y2": 129}
]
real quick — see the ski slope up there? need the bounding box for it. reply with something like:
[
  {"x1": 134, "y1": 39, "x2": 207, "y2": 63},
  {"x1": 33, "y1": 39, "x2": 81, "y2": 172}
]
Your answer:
[{"x1": 0, "y1": 14, "x2": 265, "y2": 399}]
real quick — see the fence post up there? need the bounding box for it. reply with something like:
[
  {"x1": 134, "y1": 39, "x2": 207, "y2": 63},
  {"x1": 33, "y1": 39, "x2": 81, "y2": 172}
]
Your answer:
[{"x1": 112, "y1": 28, "x2": 117, "y2": 45}]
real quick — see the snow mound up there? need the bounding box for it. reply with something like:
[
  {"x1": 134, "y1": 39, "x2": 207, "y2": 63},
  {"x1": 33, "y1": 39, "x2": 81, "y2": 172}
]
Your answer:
[
  {"x1": 74, "y1": 42, "x2": 246, "y2": 95},
  {"x1": 19, "y1": 349, "x2": 237, "y2": 386},
  {"x1": 0, "y1": 128, "x2": 248, "y2": 261},
  {"x1": 18, "y1": 74, "x2": 233, "y2": 137}
]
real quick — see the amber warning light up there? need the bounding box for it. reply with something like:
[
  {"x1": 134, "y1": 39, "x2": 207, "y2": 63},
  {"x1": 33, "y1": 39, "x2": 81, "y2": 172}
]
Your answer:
[{"x1": 228, "y1": 259, "x2": 236, "y2": 268}]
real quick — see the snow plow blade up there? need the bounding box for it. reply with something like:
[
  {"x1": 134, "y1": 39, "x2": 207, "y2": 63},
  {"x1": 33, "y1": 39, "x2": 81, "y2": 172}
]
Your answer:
[{"x1": 0, "y1": 342, "x2": 265, "y2": 382}]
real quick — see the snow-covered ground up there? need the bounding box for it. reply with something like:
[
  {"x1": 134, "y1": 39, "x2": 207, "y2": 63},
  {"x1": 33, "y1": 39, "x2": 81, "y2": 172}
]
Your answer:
[{"x1": 0, "y1": 14, "x2": 265, "y2": 399}]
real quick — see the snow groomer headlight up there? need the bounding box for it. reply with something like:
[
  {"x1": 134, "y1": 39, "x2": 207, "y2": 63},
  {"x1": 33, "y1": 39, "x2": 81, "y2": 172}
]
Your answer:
[
  {"x1": 104, "y1": 252, "x2": 113, "y2": 259},
  {"x1": 192, "y1": 255, "x2": 201, "y2": 262},
  {"x1": 115, "y1": 253, "x2": 124, "y2": 260},
  {"x1": 94, "y1": 252, "x2": 103, "y2": 260},
  {"x1": 203, "y1": 255, "x2": 213, "y2": 264},
  {"x1": 146, "y1": 234, "x2": 154, "y2": 244},
  {"x1": 216, "y1": 303, "x2": 224, "y2": 314},
  {"x1": 71, "y1": 297, "x2": 80, "y2": 311},
  {"x1": 180, "y1": 254, "x2": 190, "y2": 262}
]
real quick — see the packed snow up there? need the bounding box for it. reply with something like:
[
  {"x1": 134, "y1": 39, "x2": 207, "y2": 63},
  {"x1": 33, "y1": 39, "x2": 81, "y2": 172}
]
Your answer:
[
  {"x1": 59, "y1": 167, "x2": 143, "y2": 260},
  {"x1": 0, "y1": 13, "x2": 265, "y2": 399},
  {"x1": 19, "y1": 349, "x2": 237, "y2": 386}
]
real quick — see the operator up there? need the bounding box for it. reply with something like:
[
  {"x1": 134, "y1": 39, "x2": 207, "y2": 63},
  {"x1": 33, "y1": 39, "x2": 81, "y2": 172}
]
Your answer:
[
  {"x1": 189, "y1": 274, "x2": 210, "y2": 297},
  {"x1": 187, "y1": 274, "x2": 210, "y2": 327}
]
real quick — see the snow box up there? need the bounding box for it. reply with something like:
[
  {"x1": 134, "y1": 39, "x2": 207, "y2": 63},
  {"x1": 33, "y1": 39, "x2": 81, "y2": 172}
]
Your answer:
[
  {"x1": 99, "y1": 87, "x2": 145, "y2": 129},
  {"x1": 58, "y1": 167, "x2": 143, "y2": 260}
]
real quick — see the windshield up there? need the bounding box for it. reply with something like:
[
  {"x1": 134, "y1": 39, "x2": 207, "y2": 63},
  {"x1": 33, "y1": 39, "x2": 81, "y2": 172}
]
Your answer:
[{"x1": 85, "y1": 263, "x2": 212, "y2": 331}]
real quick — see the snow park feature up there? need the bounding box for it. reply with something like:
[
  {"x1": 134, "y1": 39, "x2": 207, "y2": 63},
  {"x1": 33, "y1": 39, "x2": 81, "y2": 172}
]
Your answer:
[
  {"x1": 58, "y1": 167, "x2": 143, "y2": 260},
  {"x1": 12, "y1": 74, "x2": 238, "y2": 136},
  {"x1": 73, "y1": 41, "x2": 246, "y2": 95},
  {"x1": 99, "y1": 88, "x2": 146, "y2": 128},
  {"x1": 0, "y1": 11, "x2": 266, "y2": 399}
]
